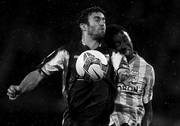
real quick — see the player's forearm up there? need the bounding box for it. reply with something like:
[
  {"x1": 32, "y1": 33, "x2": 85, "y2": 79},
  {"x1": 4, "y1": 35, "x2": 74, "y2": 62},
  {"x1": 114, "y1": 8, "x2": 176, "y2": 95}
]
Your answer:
[
  {"x1": 19, "y1": 69, "x2": 45, "y2": 94},
  {"x1": 142, "y1": 101, "x2": 153, "y2": 126}
]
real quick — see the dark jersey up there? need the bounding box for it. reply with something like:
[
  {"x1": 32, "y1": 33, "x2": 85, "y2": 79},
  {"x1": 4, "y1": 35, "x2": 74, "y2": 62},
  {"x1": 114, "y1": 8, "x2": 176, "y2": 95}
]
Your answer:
[{"x1": 40, "y1": 42, "x2": 128, "y2": 126}]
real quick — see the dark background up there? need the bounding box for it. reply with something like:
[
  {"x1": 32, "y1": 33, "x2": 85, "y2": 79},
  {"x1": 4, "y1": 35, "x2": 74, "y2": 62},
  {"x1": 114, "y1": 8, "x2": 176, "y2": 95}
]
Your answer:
[{"x1": 0, "y1": 0, "x2": 180, "y2": 125}]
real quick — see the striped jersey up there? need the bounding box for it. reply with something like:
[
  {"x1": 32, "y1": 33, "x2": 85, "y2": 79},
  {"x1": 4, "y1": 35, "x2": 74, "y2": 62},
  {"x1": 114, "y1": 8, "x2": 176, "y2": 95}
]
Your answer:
[{"x1": 110, "y1": 53, "x2": 155, "y2": 126}]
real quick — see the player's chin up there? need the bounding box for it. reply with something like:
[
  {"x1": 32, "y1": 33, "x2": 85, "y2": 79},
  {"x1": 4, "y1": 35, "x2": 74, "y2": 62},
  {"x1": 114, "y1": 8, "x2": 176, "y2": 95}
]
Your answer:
[
  {"x1": 117, "y1": 48, "x2": 126, "y2": 54},
  {"x1": 125, "y1": 49, "x2": 131, "y2": 56},
  {"x1": 99, "y1": 32, "x2": 105, "y2": 37},
  {"x1": 95, "y1": 33, "x2": 105, "y2": 40},
  {"x1": 99, "y1": 30, "x2": 105, "y2": 35}
]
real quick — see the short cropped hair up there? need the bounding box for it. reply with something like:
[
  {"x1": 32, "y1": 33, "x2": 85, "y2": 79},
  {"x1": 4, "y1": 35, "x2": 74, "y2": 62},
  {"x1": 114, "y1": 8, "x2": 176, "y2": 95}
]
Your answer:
[{"x1": 78, "y1": 6, "x2": 106, "y2": 25}]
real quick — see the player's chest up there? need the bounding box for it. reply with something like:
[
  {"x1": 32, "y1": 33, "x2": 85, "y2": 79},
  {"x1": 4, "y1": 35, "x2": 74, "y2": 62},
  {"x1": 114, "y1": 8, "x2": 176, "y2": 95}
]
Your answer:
[{"x1": 127, "y1": 65, "x2": 147, "y2": 90}]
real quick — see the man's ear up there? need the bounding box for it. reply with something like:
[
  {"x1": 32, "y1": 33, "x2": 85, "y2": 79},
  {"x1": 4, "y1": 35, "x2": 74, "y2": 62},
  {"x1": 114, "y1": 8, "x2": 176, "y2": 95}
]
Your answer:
[{"x1": 80, "y1": 23, "x2": 87, "y2": 31}]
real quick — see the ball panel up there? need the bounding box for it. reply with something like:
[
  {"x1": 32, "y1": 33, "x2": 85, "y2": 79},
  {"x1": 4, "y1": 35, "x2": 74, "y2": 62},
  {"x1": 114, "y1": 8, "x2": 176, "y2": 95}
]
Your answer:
[
  {"x1": 87, "y1": 50, "x2": 108, "y2": 65},
  {"x1": 75, "y1": 50, "x2": 108, "y2": 81},
  {"x1": 87, "y1": 64, "x2": 104, "y2": 80}
]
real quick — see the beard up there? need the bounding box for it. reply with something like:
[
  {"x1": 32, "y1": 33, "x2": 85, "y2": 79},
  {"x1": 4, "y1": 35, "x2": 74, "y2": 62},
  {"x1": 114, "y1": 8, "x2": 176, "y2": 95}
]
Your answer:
[
  {"x1": 88, "y1": 26, "x2": 106, "y2": 40},
  {"x1": 94, "y1": 31, "x2": 105, "y2": 40}
]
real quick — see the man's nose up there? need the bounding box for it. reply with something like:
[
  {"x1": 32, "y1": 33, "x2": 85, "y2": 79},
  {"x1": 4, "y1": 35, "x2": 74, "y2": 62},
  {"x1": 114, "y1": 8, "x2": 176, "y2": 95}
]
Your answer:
[{"x1": 99, "y1": 19, "x2": 105, "y2": 25}]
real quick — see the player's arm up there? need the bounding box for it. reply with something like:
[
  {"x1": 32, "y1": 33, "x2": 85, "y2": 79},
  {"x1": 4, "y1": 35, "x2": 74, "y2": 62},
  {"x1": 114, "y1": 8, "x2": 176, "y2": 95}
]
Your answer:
[
  {"x1": 7, "y1": 69, "x2": 46, "y2": 100},
  {"x1": 142, "y1": 100, "x2": 153, "y2": 126},
  {"x1": 7, "y1": 48, "x2": 70, "y2": 100},
  {"x1": 142, "y1": 66, "x2": 155, "y2": 126}
]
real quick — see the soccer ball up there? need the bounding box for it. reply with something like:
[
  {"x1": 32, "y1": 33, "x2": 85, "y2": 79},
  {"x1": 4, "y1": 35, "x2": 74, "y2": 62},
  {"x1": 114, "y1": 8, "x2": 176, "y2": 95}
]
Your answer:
[{"x1": 75, "y1": 50, "x2": 108, "y2": 81}]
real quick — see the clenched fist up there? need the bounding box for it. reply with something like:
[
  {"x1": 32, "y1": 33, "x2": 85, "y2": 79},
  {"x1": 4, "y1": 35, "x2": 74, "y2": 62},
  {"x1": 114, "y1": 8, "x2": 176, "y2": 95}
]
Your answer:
[{"x1": 7, "y1": 85, "x2": 21, "y2": 100}]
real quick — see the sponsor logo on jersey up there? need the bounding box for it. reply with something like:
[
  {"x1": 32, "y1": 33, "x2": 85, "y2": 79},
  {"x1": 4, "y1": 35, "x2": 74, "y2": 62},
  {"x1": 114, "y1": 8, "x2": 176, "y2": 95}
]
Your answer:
[{"x1": 117, "y1": 71, "x2": 144, "y2": 94}]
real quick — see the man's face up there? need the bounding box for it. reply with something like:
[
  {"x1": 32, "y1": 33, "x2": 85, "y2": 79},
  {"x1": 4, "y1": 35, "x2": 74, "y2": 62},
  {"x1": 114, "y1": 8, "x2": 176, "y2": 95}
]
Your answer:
[
  {"x1": 87, "y1": 12, "x2": 106, "y2": 39},
  {"x1": 114, "y1": 31, "x2": 133, "y2": 57}
]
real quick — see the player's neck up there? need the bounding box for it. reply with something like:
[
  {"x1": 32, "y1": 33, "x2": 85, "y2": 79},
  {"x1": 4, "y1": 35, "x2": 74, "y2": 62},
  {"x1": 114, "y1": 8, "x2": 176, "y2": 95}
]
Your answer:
[{"x1": 81, "y1": 35, "x2": 100, "y2": 50}]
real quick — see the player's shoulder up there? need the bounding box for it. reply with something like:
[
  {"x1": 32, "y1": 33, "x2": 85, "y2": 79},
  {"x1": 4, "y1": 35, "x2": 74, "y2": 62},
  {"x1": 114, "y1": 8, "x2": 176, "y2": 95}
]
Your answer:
[
  {"x1": 56, "y1": 44, "x2": 69, "y2": 52},
  {"x1": 44, "y1": 45, "x2": 70, "y2": 62},
  {"x1": 54, "y1": 44, "x2": 74, "y2": 56},
  {"x1": 137, "y1": 54, "x2": 154, "y2": 71}
]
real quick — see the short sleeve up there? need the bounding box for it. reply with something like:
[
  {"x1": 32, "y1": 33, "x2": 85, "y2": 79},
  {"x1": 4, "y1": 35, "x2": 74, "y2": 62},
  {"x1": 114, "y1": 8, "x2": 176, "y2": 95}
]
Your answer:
[{"x1": 40, "y1": 48, "x2": 70, "y2": 75}]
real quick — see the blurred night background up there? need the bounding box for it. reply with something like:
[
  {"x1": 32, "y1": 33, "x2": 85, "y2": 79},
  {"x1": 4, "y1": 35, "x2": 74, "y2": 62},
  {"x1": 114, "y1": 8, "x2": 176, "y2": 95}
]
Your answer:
[{"x1": 0, "y1": 0, "x2": 180, "y2": 126}]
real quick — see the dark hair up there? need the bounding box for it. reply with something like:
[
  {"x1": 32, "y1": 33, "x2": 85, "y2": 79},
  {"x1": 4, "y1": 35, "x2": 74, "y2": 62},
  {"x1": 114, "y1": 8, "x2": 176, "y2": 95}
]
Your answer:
[
  {"x1": 78, "y1": 6, "x2": 106, "y2": 25},
  {"x1": 105, "y1": 24, "x2": 130, "y2": 49}
]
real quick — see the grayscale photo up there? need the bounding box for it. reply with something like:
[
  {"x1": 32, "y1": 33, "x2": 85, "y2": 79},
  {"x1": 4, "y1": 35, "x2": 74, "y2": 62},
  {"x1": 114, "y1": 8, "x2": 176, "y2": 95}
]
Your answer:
[{"x1": 0, "y1": 0, "x2": 179, "y2": 126}]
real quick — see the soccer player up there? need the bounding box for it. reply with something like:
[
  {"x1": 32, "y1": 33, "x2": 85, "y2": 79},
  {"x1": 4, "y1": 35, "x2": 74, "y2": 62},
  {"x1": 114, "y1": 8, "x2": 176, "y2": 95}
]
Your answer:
[
  {"x1": 7, "y1": 7, "x2": 129, "y2": 126},
  {"x1": 105, "y1": 24, "x2": 155, "y2": 126}
]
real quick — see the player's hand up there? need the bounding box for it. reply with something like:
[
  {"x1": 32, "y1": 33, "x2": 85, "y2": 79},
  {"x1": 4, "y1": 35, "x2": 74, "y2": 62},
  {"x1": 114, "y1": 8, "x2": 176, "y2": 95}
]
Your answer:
[{"x1": 7, "y1": 85, "x2": 21, "y2": 100}]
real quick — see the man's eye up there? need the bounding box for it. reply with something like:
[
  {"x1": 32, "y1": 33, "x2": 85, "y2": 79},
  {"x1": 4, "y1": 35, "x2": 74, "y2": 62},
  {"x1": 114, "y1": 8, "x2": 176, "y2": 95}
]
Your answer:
[{"x1": 95, "y1": 19, "x2": 100, "y2": 22}]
